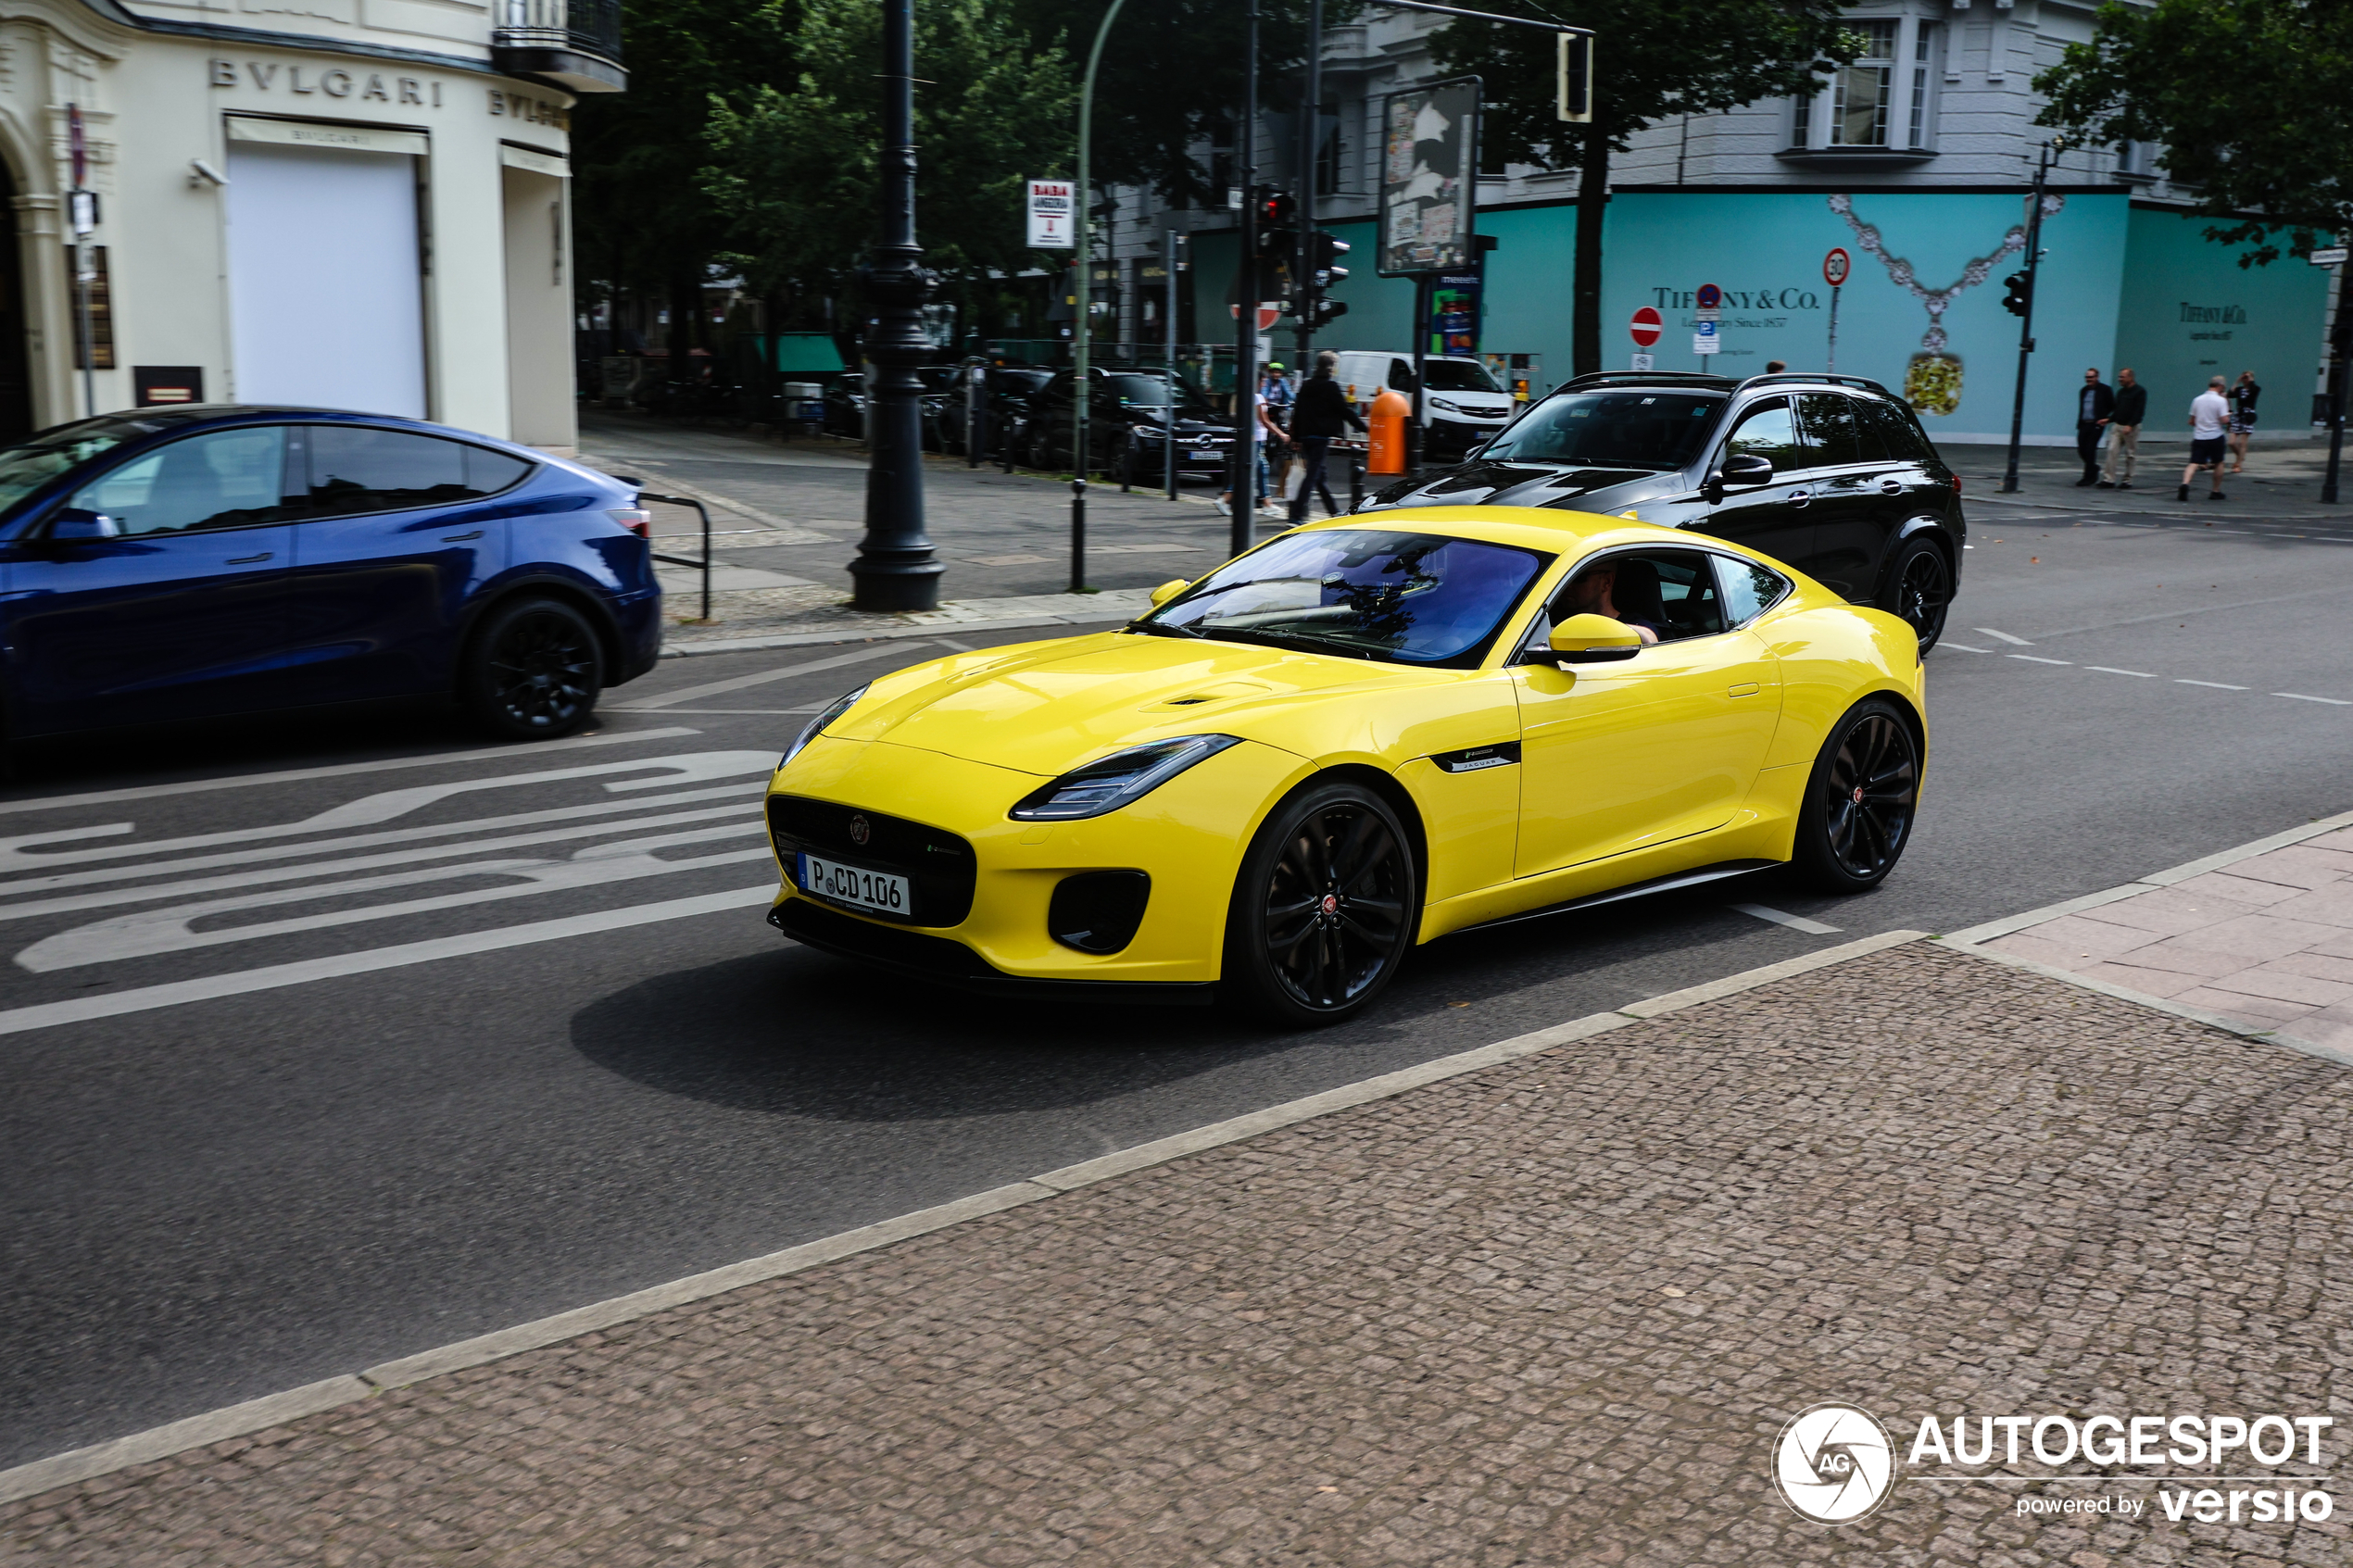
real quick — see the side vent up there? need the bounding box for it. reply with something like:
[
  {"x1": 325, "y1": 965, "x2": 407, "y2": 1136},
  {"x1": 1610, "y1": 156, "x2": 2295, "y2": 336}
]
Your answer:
[{"x1": 1048, "y1": 871, "x2": 1151, "y2": 954}]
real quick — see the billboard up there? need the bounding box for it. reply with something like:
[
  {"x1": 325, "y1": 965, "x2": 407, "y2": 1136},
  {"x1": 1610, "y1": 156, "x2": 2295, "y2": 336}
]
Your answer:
[{"x1": 1378, "y1": 78, "x2": 1478, "y2": 276}]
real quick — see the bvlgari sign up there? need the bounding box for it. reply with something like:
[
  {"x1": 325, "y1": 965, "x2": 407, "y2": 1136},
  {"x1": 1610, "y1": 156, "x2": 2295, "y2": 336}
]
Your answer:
[{"x1": 208, "y1": 60, "x2": 571, "y2": 131}]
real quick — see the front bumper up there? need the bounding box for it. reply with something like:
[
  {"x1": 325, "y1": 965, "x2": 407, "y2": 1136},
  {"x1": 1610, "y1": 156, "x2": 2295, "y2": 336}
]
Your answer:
[{"x1": 764, "y1": 734, "x2": 1306, "y2": 988}]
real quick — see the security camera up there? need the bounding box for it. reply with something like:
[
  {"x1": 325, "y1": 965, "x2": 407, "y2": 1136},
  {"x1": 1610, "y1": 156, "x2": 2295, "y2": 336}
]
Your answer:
[{"x1": 188, "y1": 159, "x2": 228, "y2": 188}]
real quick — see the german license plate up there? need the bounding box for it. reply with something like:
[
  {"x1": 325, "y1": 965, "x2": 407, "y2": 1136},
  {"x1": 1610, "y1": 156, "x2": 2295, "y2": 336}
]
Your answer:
[
  {"x1": 1188, "y1": 451, "x2": 1227, "y2": 464},
  {"x1": 799, "y1": 852, "x2": 910, "y2": 917}
]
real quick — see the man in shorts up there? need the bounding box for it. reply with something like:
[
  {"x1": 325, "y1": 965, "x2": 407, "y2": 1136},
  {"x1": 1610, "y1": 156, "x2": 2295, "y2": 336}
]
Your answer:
[{"x1": 2180, "y1": 376, "x2": 2230, "y2": 501}]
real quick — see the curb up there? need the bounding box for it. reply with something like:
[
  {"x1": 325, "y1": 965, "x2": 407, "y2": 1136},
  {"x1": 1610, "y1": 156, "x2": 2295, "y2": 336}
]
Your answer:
[
  {"x1": 659, "y1": 608, "x2": 1138, "y2": 659},
  {"x1": 0, "y1": 926, "x2": 1927, "y2": 1509}
]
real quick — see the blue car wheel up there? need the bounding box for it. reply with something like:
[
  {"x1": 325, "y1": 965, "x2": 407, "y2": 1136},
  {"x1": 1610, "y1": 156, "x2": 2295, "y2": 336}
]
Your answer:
[{"x1": 462, "y1": 596, "x2": 604, "y2": 740}]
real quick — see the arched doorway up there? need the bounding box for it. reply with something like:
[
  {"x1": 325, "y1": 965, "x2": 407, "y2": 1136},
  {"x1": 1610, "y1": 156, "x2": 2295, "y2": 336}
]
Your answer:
[{"x1": 0, "y1": 157, "x2": 32, "y2": 439}]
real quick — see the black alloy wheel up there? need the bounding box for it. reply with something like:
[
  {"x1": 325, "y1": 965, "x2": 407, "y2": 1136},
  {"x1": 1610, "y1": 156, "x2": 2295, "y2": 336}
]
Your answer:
[
  {"x1": 462, "y1": 597, "x2": 604, "y2": 741},
  {"x1": 1881, "y1": 537, "x2": 1951, "y2": 651},
  {"x1": 1793, "y1": 698, "x2": 1920, "y2": 893},
  {"x1": 1225, "y1": 779, "x2": 1418, "y2": 1025}
]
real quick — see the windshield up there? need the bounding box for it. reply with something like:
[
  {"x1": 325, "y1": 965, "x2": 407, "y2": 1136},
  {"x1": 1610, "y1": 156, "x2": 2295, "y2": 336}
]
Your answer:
[
  {"x1": 0, "y1": 419, "x2": 146, "y2": 516},
  {"x1": 1478, "y1": 390, "x2": 1727, "y2": 470},
  {"x1": 1422, "y1": 358, "x2": 1502, "y2": 393},
  {"x1": 1141, "y1": 528, "x2": 1550, "y2": 667},
  {"x1": 1100, "y1": 372, "x2": 1216, "y2": 416}
]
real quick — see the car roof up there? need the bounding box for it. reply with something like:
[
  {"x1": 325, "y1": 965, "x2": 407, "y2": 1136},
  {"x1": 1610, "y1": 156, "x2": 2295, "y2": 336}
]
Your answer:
[
  {"x1": 1558, "y1": 370, "x2": 1900, "y2": 400},
  {"x1": 25, "y1": 405, "x2": 547, "y2": 455},
  {"x1": 1289, "y1": 504, "x2": 1754, "y2": 563}
]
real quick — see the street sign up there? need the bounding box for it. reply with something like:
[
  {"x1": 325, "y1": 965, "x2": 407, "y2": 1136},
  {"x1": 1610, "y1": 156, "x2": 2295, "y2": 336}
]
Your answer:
[
  {"x1": 1629, "y1": 353, "x2": 1655, "y2": 371},
  {"x1": 1695, "y1": 282, "x2": 1722, "y2": 311},
  {"x1": 1026, "y1": 179, "x2": 1075, "y2": 249},
  {"x1": 1629, "y1": 306, "x2": 1662, "y2": 347},
  {"x1": 2310, "y1": 247, "x2": 2349, "y2": 267},
  {"x1": 68, "y1": 190, "x2": 97, "y2": 236},
  {"x1": 1378, "y1": 77, "x2": 1479, "y2": 276},
  {"x1": 67, "y1": 103, "x2": 85, "y2": 189},
  {"x1": 1693, "y1": 321, "x2": 1720, "y2": 357},
  {"x1": 1824, "y1": 247, "x2": 1851, "y2": 286}
]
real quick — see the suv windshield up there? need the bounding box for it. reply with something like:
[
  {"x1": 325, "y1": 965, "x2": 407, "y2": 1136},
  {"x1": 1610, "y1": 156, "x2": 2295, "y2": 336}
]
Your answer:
[
  {"x1": 0, "y1": 419, "x2": 147, "y2": 516},
  {"x1": 1422, "y1": 359, "x2": 1502, "y2": 393},
  {"x1": 1139, "y1": 527, "x2": 1550, "y2": 667},
  {"x1": 1478, "y1": 390, "x2": 1727, "y2": 470},
  {"x1": 1099, "y1": 372, "x2": 1216, "y2": 416}
]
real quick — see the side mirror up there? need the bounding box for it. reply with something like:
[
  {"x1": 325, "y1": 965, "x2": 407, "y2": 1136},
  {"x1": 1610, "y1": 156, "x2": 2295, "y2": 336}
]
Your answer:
[
  {"x1": 48, "y1": 508, "x2": 120, "y2": 541},
  {"x1": 1547, "y1": 613, "x2": 1643, "y2": 663},
  {"x1": 1722, "y1": 452, "x2": 1775, "y2": 486},
  {"x1": 1149, "y1": 578, "x2": 1190, "y2": 608}
]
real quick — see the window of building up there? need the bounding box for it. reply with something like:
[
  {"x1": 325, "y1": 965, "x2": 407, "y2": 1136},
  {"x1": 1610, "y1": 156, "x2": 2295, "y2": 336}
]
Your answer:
[
  {"x1": 1908, "y1": 25, "x2": 1942, "y2": 147},
  {"x1": 1831, "y1": 20, "x2": 1898, "y2": 146}
]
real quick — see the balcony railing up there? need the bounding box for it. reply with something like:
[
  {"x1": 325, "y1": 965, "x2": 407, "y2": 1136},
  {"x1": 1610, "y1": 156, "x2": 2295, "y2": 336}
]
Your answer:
[{"x1": 494, "y1": 0, "x2": 626, "y2": 93}]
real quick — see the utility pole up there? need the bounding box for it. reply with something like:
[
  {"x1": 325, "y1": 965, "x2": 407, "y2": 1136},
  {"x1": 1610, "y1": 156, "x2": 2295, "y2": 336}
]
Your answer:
[
  {"x1": 1165, "y1": 227, "x2": 1181, "y2": 499},
  {"x1": 1072, "y1": 0, "x2": 1130, "y2": 592},
  {"x1": 1292, "y1": 0, "x2": 1323, "y2": 371},
  {"x1": 2000, "y1": 138, "x2": 2060, "y2": 495},
  {"x1": 2321, "y1": 253, "x2": 2347, "y2": 504},
  {"x1": 1227, "y1": 0, "x2": 1261, "y2": 559},
  {"x1": 849, "y1": 0, "x2": 943, "y2": 610}
]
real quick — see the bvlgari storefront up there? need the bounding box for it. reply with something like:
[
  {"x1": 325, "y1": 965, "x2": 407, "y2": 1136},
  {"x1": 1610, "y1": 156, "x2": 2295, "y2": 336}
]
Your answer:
[{"x1": 0, "y1": 0, "x2": 621, "y2": 454}]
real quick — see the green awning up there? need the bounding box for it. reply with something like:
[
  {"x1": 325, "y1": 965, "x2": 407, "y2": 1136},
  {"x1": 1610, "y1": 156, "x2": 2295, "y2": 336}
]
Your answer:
[{"x1": 770, "y1": 333, "x2": 847, "y2": 375}]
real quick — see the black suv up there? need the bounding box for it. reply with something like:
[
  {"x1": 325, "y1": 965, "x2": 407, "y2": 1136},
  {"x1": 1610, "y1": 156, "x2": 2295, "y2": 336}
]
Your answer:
[
  {"x1": 1020, "y1": 367, "x2": 1237, "y2": 483},
  {"x1": 1362, "y1": 371, "x2": 1965, "y2": 648}
]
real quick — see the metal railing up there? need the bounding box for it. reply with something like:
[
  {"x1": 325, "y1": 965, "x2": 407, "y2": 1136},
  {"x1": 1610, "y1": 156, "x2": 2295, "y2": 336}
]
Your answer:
[{"x1": 495, "y1": 0, "x2": 623, "y2": 61}]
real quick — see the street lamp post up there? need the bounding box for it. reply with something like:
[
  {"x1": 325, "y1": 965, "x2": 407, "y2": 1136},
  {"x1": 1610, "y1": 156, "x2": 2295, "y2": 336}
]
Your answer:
[
  {"x1": 1228, "y1": 0, "x2": 1261, "y2": 560},
  {"x1": 1071, "y1": 0, "x2": 1131, "y2": 594},
  {"x1": 1999, "y1": 139, "x2": 2060, "y2": 496},
  {"x1": 849, "y1": 0, "x2": 944, "y2": 611}
]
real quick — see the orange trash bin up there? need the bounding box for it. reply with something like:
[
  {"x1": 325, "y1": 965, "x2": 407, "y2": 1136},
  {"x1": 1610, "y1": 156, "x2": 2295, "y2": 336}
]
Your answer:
[{"x1": 1366, "y1": 387, "x2": 1411, "y2": 474}]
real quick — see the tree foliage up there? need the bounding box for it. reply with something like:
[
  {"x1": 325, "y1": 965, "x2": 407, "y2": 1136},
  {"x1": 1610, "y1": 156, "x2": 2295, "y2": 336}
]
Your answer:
[
  {"x1": 2036, "y1": 0, "x2": 2353, "y2": 264},
  {"x1": 1430, "y1": 0, "x2": 1856, "y2": 372}
]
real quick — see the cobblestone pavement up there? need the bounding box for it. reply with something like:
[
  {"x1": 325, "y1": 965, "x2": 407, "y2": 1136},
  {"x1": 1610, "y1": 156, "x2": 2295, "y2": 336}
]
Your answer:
[
  {"x1": 1986, "y1": 827, "x2": 2353, "y2": 1056},
  {"x1": 7, "y1": 941, "x2": 2349, "y2": 1566}
]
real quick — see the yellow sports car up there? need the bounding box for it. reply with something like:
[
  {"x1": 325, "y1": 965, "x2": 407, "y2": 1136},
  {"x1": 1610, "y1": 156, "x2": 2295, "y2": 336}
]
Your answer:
[{"x1": 765, "y1": 508, "x2": 1925, "y2": 1024}]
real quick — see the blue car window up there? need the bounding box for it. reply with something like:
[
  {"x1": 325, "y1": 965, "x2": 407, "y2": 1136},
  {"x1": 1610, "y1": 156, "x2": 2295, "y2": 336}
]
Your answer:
[
  {"x1": 70, "y1": 426, "x2": 289, "y2": 535},
  {"x1": 1146, "y1": 528, "x2": 1550, "y2": 668},
  {"x1": 296, "y1": 426, "x2": 529, "y2": 518}
]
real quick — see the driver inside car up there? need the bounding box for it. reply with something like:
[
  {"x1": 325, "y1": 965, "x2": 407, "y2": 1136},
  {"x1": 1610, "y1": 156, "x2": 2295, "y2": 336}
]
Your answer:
[{"x1": 1555, "y1": 558, "x2": 1663, "y2": 645}]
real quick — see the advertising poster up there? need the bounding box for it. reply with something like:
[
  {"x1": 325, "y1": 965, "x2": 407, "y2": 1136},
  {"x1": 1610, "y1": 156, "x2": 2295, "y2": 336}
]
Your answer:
[{"x1": 1378, "y1": 78, "x2": 1478, "y2": 277}]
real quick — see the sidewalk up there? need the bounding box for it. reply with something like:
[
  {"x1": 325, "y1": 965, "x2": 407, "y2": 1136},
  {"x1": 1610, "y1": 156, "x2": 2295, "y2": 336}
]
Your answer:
[
  {"x1": 6, "y1": 933, "x2": 2348, "y2": 1565},
  {"x1": 576, "y1": 410, "x2": 1291, "y2": 651}
]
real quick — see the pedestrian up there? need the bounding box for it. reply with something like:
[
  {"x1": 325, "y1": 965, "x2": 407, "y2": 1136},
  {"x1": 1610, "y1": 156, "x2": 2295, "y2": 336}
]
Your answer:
[
  {"x1": 1764, "y1": 360, "x2": 1787, "y2": 374},
  {"x1": 1215, "y1": 374, "x2": 1290, "y2": 520},
  {"x1": 1288, "y1": 350, "x2": 1369, "y2": 523},
  {"x1": 2097, "y1": 367, "x2": 2145, "y2": 488},
  {"x1": 1263, "y1": 362, "x2": 1297, "y2": 507},
  {"x1": 2227, "y1": 370, "x2": 2260, "y2": 474},
  {"x1": 2074, "y1": 366, "x2": 2115, "y2": 485},
  {"x1": 2180, "y1": 376, "x2": 2231, "y2": 501}
]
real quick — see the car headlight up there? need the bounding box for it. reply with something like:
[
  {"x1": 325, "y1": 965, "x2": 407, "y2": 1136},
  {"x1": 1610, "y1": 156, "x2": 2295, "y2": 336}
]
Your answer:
[
  {"x1": 1428, "y1": 396, "x2": 1463, "y2": 414},
  {"x1": 779, "y1": 684, "x2": 869, "y2": 769},
  {"x1": 1008, "y1": 734, "x2": 1241, "y2": 822}
]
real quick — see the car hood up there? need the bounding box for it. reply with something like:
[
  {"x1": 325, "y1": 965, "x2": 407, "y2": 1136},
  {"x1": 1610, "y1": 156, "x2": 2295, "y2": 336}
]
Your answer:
[
  {"x1": 831, "y1": 631, "x2": 1426, "y2": 775},
  {"x1": 1365, "y1": 461, "x2": 1670, "y2": 510}
]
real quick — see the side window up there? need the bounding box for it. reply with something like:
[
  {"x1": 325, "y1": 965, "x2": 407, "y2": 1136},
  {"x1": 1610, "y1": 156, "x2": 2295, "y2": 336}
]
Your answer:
[
  {"x1": 1549, "y1": 550, "x2": 1726, "y2": 643},
  {"x1": 1796, "y1": 393, "x2": 1866, "y2": 466},
  {"x1": 70, "y1": 426, "x2": 291, "y2": 536},
  {"x1": 1389, "y1": 358, "x2": 1417, "y2": 391},
  {"x1": 296, "y1": 427, "x2": 522, "y2": 519},
  {"x1": 1857, "y1": 397, "x2": 1932, "y2": 463},
  {"x1": 1722, "y1": 397, "x2": 1801, "y2": 471},
  {"x1": 1717, "y1": 556, "x2": 1793, "y2": 627}
]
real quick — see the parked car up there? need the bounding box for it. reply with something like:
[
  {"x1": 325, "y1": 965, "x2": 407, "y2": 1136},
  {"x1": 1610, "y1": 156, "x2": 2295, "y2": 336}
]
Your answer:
[
  {"x1": 936, "y1": 365, "x2": 1053, "y2": 458},
  {"x1": 0, "y1": 407, "x2": 660, "y2": 744},
  {"x1": 1020, "y1": 367, "x2": 1236, "y2": 481},
  {"x1": 1330, "y1": 349, "x2": 1518, "y2": 460},
  {"x1": 1359, "y1": 371, "x2": 1966, "y2": 648}
]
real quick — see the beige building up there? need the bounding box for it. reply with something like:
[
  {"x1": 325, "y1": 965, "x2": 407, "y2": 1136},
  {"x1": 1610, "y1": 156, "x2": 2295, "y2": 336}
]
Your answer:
[{"x1": 0, "y1": 0, "x2": 622, "y2": 453}]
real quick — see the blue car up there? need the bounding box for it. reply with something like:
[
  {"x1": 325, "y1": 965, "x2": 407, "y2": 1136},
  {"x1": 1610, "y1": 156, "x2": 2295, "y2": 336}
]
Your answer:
[{"x1": 0, "y1": 406, "x2": 660, "y2": 743}]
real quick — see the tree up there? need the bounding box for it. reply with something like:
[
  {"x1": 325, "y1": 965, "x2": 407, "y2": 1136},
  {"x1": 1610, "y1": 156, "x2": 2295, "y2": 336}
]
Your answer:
[
  {"x1": 2036, "y1": 0, "x2": 2353, "y2": 265},
  {"x1": 1433, "y1": 2, "x2": 1857, "y2": 373},
  {"x1": 700, "y1": 0, "x2": 1076, "y2": 337}
]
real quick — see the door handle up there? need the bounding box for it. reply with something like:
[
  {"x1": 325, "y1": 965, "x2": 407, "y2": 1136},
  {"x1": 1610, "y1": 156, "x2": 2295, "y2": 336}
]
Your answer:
[
  {"x1": 225, "y1": 551, "x2": 272, "y2": 564},
  {"x1": 440, "y1": 530, "x2": 484, "y2": 542},
  {"x1": 1786, "y1": 487, "x2": 1812, "y2": 508},
  {"x1": 1728, "y1": 682, "x2": 1761, "y2": 697},
  {"x1": 1879, "y1": 478, "x2": 1905, "y2": 495}
]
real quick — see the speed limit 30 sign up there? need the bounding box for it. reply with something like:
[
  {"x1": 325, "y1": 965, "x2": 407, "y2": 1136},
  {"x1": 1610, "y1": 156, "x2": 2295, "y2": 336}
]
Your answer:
[{"x1": 1824, "y1": 247, "x2": 1852, "y2": 287}]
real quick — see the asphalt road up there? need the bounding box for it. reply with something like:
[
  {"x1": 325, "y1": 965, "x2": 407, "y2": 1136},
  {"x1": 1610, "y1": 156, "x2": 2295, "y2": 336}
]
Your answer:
[{"x1": 6, "y1": 498, "x2": 2353, "y2": 1468}]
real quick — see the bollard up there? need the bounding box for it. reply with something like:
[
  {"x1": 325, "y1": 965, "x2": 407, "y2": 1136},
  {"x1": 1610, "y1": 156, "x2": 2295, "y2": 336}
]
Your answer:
[{"x1": 1367, "y1": 388, "x2": 1410, "y2": 476}]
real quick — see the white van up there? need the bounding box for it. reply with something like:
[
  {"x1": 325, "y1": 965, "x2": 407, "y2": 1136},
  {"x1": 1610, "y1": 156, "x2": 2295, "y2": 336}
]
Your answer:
[{"x1": 1328, "y1": 350, "x2": 1518, "y2": 458}]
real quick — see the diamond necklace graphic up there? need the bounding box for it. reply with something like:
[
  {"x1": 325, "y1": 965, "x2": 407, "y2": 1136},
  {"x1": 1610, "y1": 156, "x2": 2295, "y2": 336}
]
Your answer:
[{"x1": 1827, "y1": 192, "x2": 2065, "y2": 353}]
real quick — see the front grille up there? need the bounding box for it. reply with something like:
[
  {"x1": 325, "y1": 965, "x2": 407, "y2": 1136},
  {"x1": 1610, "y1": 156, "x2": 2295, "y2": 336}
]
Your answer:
[{"x1": 766, "y1": 796, "x2": 977, "y2": 926}]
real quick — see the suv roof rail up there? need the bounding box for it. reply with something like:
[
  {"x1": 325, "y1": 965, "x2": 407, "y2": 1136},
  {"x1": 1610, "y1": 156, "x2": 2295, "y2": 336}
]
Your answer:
[
  {"x1": 1734, "y1": 372, "x2": 1897, "y2": 398},
  {"x1": 1559, "y1": 370, "x2": 1739, "y2": 391}
]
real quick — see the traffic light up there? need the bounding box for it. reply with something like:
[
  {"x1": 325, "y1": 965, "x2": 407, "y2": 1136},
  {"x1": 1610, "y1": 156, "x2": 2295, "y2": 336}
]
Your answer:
[
  {"x1": 1308, "y1": 231, "x2": 1351, "y2": 291},
  {"x1": 2001, "y1": 270, "x2": 2032, "y2": 318},
  {"x1": 1305, "y1": 297, "x2": 1349, "y2": 331},
  {"x1": 1250, "y1": 188, "x2": 1298, "y2": 301}
]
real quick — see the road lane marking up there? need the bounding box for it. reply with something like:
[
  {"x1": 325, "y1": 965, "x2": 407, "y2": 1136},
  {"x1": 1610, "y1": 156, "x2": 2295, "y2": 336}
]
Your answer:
[
  {"x1": 1729, "y1": 903, "x2": 1842, "y2": 935},
  {"x1": 608, "y1": 644, "x2": 925, "y2": 711},
  {"x1": 2085, "y1": 666, "x2": 2157, "y2": 677},
  {"x1": 0, "y1": 728, "x2": 702, "y2": 818},
  {"x1": 2007, "y1": 655, "x2": 2071, "y2": 665},
  {"x1": 17, "y1": 835, "x2": 773, "y2": 971},
  {"x1": 1936, "y1": 642, "x2": 1991, "y2": 653},
  {"x1": 0, "y1": 885, "x2": 779, "y2": 1039},
  {"x1": 0, "y1": 803, "x2": 757, "y2": 922},
  {"x1": 0, "y1": 784, "x2": 753, "y2": 899},
  {"x1": 0, "y1": 752, "x2": 774, "y2": 874},
  {"x1": 2274, "y1": 692, "x2": 2353, "y2": 705},
  {"x1": 2177, "y1": 679, "x2": 2250, "y2": 690},
  {"x1": 1974, "y1": 627, "x2": 2032, "y2": 645}
]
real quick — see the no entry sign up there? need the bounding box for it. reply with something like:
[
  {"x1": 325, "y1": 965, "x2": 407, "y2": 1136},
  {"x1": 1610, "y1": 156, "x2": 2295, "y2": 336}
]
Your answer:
[
  {"x1": 1824, "y1": 247, "x2": 1852, "y2": 287},
  {"x1": 1629, "y1": 306, "x2": 1663, "y2": 347}
]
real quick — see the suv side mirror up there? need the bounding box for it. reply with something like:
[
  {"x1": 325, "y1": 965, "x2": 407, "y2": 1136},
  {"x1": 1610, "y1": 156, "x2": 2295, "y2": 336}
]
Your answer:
[
  {"x1": 1721, "y1": 452, "x2": 1774, "y2": 486},
  {"x1": 48, "y1": 508, "x2": 120, "y2": 541}
]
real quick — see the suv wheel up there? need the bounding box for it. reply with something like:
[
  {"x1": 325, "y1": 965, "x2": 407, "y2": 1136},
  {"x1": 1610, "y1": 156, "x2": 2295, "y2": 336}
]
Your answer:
[
  {"x1": 461, "y1": 597, "x2": 603, "y2": 740},
  {"x1": 1880, "y1": 537, "x2": 1951, "y2": 651}
]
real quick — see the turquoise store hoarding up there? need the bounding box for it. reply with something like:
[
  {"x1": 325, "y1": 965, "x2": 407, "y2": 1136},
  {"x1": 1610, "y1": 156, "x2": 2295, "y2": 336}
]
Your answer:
[{"x1": 2114, "y1": 205, "x2": 2330, "y2": 433}]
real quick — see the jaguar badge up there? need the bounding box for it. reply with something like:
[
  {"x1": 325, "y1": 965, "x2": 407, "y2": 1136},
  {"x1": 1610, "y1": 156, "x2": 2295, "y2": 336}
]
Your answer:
[{"x1": 849, "y1": 814, "x2": 872, "y2": 847}]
